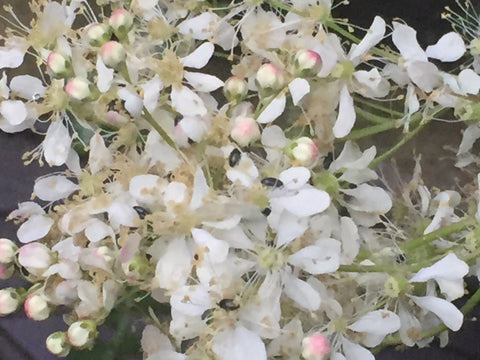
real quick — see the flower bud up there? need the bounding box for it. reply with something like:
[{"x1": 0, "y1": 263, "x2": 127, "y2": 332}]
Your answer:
[
  {"x1": 17, "y1": 242, "x2": 54, "y2": 277},
  {"x1": 67, "y1": 320, "x2": 98, "y2": 349},
  {"x1": 230, "y1": 116, "x2": 260, "y2": 146},
  {"x1": 46, "y1": 331, "x2": 71, "y2": 357},
  {"x1": 301, "y1": 333, "x2": 331, "y2": 360},
  {"x1": 122, "y1": 253, "x2": 150, "y2": 282},
  {"x1": 24, "y1": 292, "x2": 50, "y2": 321},
  {"x1": 85, "y1": 23, "x2": 111, "y2": 47},
  {"x1": 109, "y1": 8, "x2": 133, "y2": 39},
  {"x1": 289, "y1": 137, "x2": 319, "y2": 166},
  {"x1": 223, "y1": 76, "x2": 248, "y2": 103},
  {"x1": 65, "y1": 77, "x2": 92, "y2": 101},
  {"x1": 46, "y1": 51, "x2": 73, "y2": 78},
  {"x1": 255, "y1": 63, "x2": 286, "y2": 94},
  {"x1": 100, "y1": 41, "x2": 126, "y2": 68},
  {"x1": 293, "y1": 49, "x2": 322, "y2": 77},
  {"x1": 0, "y1": 288, "x2": 20, "y2": 316},
  {"x1": 0, "y1": 238, "x2": 17, "y2": 264}
]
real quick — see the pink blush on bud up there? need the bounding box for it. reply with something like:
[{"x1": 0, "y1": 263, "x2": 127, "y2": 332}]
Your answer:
[{"x1": 309, "y1": 333, "x2": 331, "y2": 354}]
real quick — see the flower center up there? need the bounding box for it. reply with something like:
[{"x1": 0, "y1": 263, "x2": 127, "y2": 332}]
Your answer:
[{"x1": 257, "y1": 247, "x2": 285, "y2": 270}]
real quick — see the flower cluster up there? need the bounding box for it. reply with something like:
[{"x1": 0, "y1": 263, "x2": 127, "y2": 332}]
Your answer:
[{"x1": 1, "y1": 0, "x2": 480, "y2": 359}]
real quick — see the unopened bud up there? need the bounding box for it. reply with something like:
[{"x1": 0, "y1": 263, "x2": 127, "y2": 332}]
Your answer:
[
  {"x1": 0, "y1": 287, "x2": 20, "y2": 316},
  {"x1": 65, "y1": 77, "x2": 92, "y2": 101},
  {"x1": 289, "y1": 137, "x2": 319, "y2": 166},
  {"x1": 301, "y1": 333, "x2": 331, "y2": 360},
  {"x1": 109, "y1": 8, "x2": 133, "y2": 39},
  {"x1": 293, "y1": 49, "x2": 322, "y2": 77},
  {"x1": 122, "y1": 253, "x2": 150, "y2": 282},
  {"x1": 255, "y1": 63, "x2": 286, "y2": 94},
  {"x1": 230, "y1": 116, "x2": 260, "y2": 146},
  {"x1": 0, "y1": 238, "x2": 17, "y2": 264},
  {"x1": 17, "y1": 242, "x2": 54, "y2": 277},
  {"x1": 46, "y1": 331, "x2": 71, "y2": 357},
  {"x1": 46, "y1": 51, "x2": 73, "y2": 78},
  {"x1": 67, "y1": 320, "x2": 98, "y2": 348},
  {"x1": 223, "y1": 76, "x2": 248, "y2": 103},
  {"x1": 24, "y1": 292, "x2": 50, "y2": 321},
  {"x1": 100, "y1": 41, "x2": 126, "y2": 68},
  {"x1": 85, "y1": 23, "x2": 111, "y2": 47}
]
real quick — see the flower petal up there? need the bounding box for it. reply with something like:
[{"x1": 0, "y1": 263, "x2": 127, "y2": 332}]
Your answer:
[
  {"x1": 426, "y1": 32, "x2": 465, "y2": 62},
  {"x1": 17, "y1": 215, "x2": 54, "y2": 243},
  {"x1": 178, "y1": 13, "x2": 218, "y2": 41},
  {"x1": 171, "y1": 86, "x2": 207, "y2": 117},
  {"x1": 458, "y1": 69, "x2": 480, "y2": 95},
  {"x1": 271, "y1": 188, "x2": 331, "y2": 217},
  {"x1": 43, "y1": 121, "x2": 72, "y2": 166},
  {"x1": 288, "y1": 240, "x2": 340, "y2": 274},
  {"x1": 409, "y1": 295, "x2": 463, "y2": 331},
  {"x1": 288, "y1": 78, "x2": 310, "y2": 106},
  {"x1": 10, "y1": 75, "x2": 46, "y2": 100},
  {"x1": 256, "y1": 94, "x2": 286, "y2": 124},
  {"x1": 282, "y1": 272, "x2": 321, "y2": 311},
  {"x1": 34, "y1": 175, "x2": 78, "y2": 202},
  {"x1": 184, "y1": 71, "x2": 224, "y2": 92},
  {"x1": 180, "y1": 42, "x2": 214, "y2": 69},
  {"x1": 392, "y1": 22, "x2": 427, "y2": 62},
  {"x1": 278, "y1": 166, "x2": 311, "y2": 190},
  {"x1": 0, "y1": 100, "x2": 27, "y2": 125},
  {"x1": 212, "y1": 326, "x2": 267, "y2": 360},
  {"x1": 342, "y1": 337, "x2": 375, "y2": 360},
  {"x1": 333, "y1": 85, "x2": 355, "y2": 138},
  {"x1": 0, "y1": 47, "x2": 24, "y2": 69},
  {"x1": 349, "y1": 16, "x2": 386, "y2": 65}
]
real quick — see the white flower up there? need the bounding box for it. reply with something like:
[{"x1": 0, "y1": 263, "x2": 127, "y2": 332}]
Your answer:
[
  {"x1": 212, "y1": 325, "x2": 267, "y2": 360},
  {"x1": 348, "y1": 310, "x2": 401, "y2": 347}
]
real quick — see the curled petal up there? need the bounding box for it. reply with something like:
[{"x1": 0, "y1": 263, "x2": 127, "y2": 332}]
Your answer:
[
  {"x1": 256, "y1": 94, "x2": 286, "y2": 124},
  {"x1": 333, "y1": 86, "x2": 355, "y2": 138},
  {"x1": 409, "y1": 295, "x2": 463, "y2": 331}
]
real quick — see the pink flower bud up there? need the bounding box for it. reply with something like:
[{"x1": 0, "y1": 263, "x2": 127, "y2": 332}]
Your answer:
[
  {"x1": 46, "y1": 51, "x2": 72, "y2": 77},
  {"x1": 256, "y1": 63, "x2": 286, "y2": 92},
  {"x1": 291, "y1": 137, "x2": 319, "y2": 166},
  {"x1": 17, "y1": 242, "x2": 54, "y2": 277},
  {"x1": 223, "y1": 76, "x2": 248, "y2": 103},
  {"x1": 0, "y1": 287, "x2": 20, "y2": 316},
  {"x1": 46, "y1": 331, "x2": 71, "y2": 357},
  {"x1": 24, "y1": 292, "x2": 50, "y2": 321},
  {"x1": 0, "y1": 238, "x2": 17, "y2": 263},
  {"x1": 85, "y1": 23, "x2": 111, "y2": 47},
  {"x1": 294, "y1": 49, "x2": 322, "y2": 77},
  {"x1": 301, "y1": 333, "x2": 331, "y2": 360},
  {"x1": 100, "y1": 41, "x2": 126, "y2": 68},
  {"x1": 109, "y1": 8, "x2": 133, "y2": 38},
  {"x1": 67, "y1": 320, "x2": 98, "y2": 348},
  {"x1": 231, "y1": 116, "x2": 260, "y2": 146},
  {"x1": 65, "y1": 77, "x2": 91, "y2": 101}
]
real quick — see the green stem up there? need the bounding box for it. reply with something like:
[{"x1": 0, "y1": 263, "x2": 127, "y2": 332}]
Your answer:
[
  {"x1": 142, "y1": 106, "x2": 177, "y2": 149},
  {"x1": 354, "y1": 97, "x2": 404, "y2": 117},
  {"x1": 355, "y1": 106, "x2": 391, "y2": 124},
  {"x1": 338, "y1": 264, "x2": 390, "y2": 273},
  {"x1": 342, "y1": 119, "x2": 398, "y2": 140},
  {"x1": 400, "y1": 217, "x2": 477, "y2": 253}
]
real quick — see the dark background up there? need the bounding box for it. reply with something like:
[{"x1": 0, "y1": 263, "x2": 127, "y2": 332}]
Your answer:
[{"x1": 1, "y1": 0, "x2": 479, "y2": 359}]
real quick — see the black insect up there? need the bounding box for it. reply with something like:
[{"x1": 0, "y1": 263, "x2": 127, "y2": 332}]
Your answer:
[
  {"x1": 323, "y1": 151, "x2": 334, "y2": 169},
  {"x1": 395, "y1": 253, "x2": 407, "y2": 264},
  {"x1": 229, "y1": 148, "x2": 241, "y2": 167},
  {"x1": 261, "y1": 207, "x2": 271, "y2": 216},
  {"x1": 180, "y1": 337, "x2": 199, "y2": 353},
  {"x1": 218, "y1": 298, "x2": 240, "y2": 311},
  {"x1": 133, "y1": 206, "x2": 149, "y2": 219},
  {"x1": 261, "y1": 177, "x2": 283, "y2": 188},
  {"x1": 201, "y1": 308, "x2": 214, "y2": 320}
]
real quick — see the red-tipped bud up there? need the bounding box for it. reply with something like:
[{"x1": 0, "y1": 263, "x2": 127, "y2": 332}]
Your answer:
[
  {"x1": 293, "y1": 49, "x2": 322, "y2": 77},
  {"x1": 109, "y1": 8, "x2": 133, "y2": 39},
  {"x1": 223, "y1": 76, "x2": 248, "y2": 103},
  {"x1": 255, "y1": 63, "x2": 286, "y2": 94},
  {"x1": 99, "y1": 41, "x2": 126, "y2": 68},
  {"x1": 65, "y1": 77, "x2": 92, "y2": 101},
  {"x1": 302, "y1": 333, "x2": 331, "y2": 360},
  {"x1": 85, "y1": 23, "x2": 111, "y2": 47},
  {"x1": 46, "y1": 51, "x2": 73, "y2": 78},
  {"x1": 231, "y1": 116, "x2": 260, "y2": 146}
]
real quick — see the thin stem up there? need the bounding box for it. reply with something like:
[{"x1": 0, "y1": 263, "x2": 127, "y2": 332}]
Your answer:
[
  {"x1": 142, "y1": 107, "x2": 177, "y2": 149},
  {"x1": 338, "y1": 264, "x2": 391, "y2": 273},
  {"x1": 400, "y1": 217, "x2": 477, "y2": 252},
  {"x1": 355, "y1": 106, "x2": 391, "y2": 124},
  {"x1": 354, "y1": 97, "x2": 404, "y2": 117},
  {"x1": 342, "y1": 119, "x2": 398, "y2": 140}
]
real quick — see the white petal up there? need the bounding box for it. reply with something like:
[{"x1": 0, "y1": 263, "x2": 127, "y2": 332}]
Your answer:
[
  {"x1": 278, "y1": 166, "x2": 310, "y2": 190},
  {"x1": 288, "y1": 240, "x2": 340, "y2": 274},
  {"x1": 129, "y1": 174, "x2": 163, "y2": 206},
  {"x1": 407, "y1": 60, "x2": 441, "y2": 92},
  {"x1": 353, "y1": 68, "x2": 390, "y2": 98},
  {"x1": 180, "y1": 42, "x2": 214, "y2": 69},
  {"x1": 88, "y1": 132, "x2": 113, "y2": 174},
  {"x1": 0, "y1": 100, "x2": 27, "y2": 125},
  {"x1": 155, "y1": 237, "x2": 191, "y2": 290},
  {"x1": 184, "y1": 71, "x2": 224, "y2": 92},
  {"x1": 342, "y1": 338, "x2": 375, "y2": 360},
  {"x1": 0, "y1": 47, "x2": 24, "y2": 69},
  {"x1": 273, "y1": 211, "x2": 308, "y2": 247},
  {"x1": 342, "y1": 184, "x2": 392, "y2": 213},
  {"x1": 85, "y1": 220, "x2": 114, "y2": 243},
  {"x1": 191, "y1": 228, "x2": 229, "y2": 263},
  {"x1": 410, "y1": 253, "x2": 468, "y2": 282},
  {"x1": 349, "y1": 16, "x2": 386, "y2": 64},
  {"x1": 142, "y1": 76, "x2": 163, "y2": 112},
  {"x1": 409, "y1": 295, "x2": 463, "y2": 331},
  {"x1": 458, "y1": 69, "x2": 480, "y2": 95},
  {"x1": 171, "y1": 86, "x2": 207, "y2": 117},
  {"x1": 288, "y1": 78, "x2": 310, "y2": 106},
  {"x1": 426, "y1": 32, "x2": 465, "y2": 62},
  {"x1": 256, "y1": 94, "x2": 286, "y2": 124},
  {"x1": 212, "y1": 326, "x2": 267, "y2": 360},
  {"x1": 190, "y1": 166, "x2": 209, "y2": 210},
  {"x1": 283, "y1": 272, "x2": 321, "y2": 311},
  {"x1": 271, "y1": 188, "x2": 331, "y2": 217},
  {"x1": 329, "y1": 141, "x2": 376, "y2": 171},
  {"x1": 178, "y1": 13, "x2": 218, "y2": 41},
  {"x1": 118, "y1": 88, "x2": 143, "y2": 116},
  {"x1": 261, "y1": 125, "x2": 288, "y2": 147},
  {"x1": 203, "y1": 215, "x2": 241, "y2": 230},
  {"x1": 170, "y1": 285, "x2": 210, "y2": 316},
  {"x1": 34, "y1": 175, "x2": 78, "y2": 201},
  {"x1": 392, "y1": 22, "x2": 427, "y2": 62},
  {"x1": 10, "y1": 75, "x2": 46, "y2": 100},
  {"x1": 179, "y1": 116, "x2": 208, "y2": 141},
  {"x1": 17, "y1": 215, "x2": 54, "y2": 243},
  {"x1": 96, "y1": 57, "x2": 114, "y2": 93},
  {"x1": 333, "y1": 86, "x2": 355, "y2": 138},
  {"x1": 43, "y1": 121, "x2": 72, "y2": 166},
  {"x1": 107, "y1": 199, "x2": 138, "y2": 228},
  {"x1": 348, "y1": 310, "x2": 400, "y2": 337},
  {"x1": 164, "y1": 181, "x2": 187, "y2": 205}
]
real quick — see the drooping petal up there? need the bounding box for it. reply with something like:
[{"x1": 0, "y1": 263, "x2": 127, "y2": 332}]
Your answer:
[
  {"x1": 342, "y1": 337, "x2": 375, "y2": 360},
  {"x1": 96, "y1": 57, "x2": 114, "y2": 93},
  {"x1": 256, "y1": 94, "x2": 286, "y2": 124},
  {"x1": 43, "y1": 121, "x2": 72, "y2": 166},
  {"x1": 333, "y1": 85, "x2": 355, "y2": 138},
  {"x1": 184, "y1": 71, "x2": 224, "y2": 92},
  {"x1": 392, "y1": 22, "x2": 427, "y2": 62},
  {"x1": 426, "y1": 32, "x2": 465, "y2": 62},
  {"x1": 118, "y1": 87, "x2": 143, "y2": 116},
  {"x1": 190, "y1": 166, "x2": 209, "y2": 210},
  {"x1": 407, "y1": 60, "x2": 441, "y2": 92},
  {"x1": 282, "y1": 272, "x2": 321, "y2": 311},
  {"x1": 155, "y1": 237, "x2": 191, "y2": 291},
  {"x1": 142, "y1": 76, "x2": 163, "y2": 112},
  {"x1": 85, "y1": 220, "x2": 114, "y2": 243},
  {"x1": 409, "y1": 295, "x2": 463, "y2": 331},
  {"x1": 17, "y1": 215, "x2": 54, "y2": 243},
  {"x1": 342, "y1": 184, "x2": 392, "y2": 213},
  {"x1": 180, "y1": 42, "x2": 214, "y2": 69},
  {"x1": 88, "y1": 132, "x2": 113, "y2": 174},
  {"x1": 288, "y1": 240, "x2": 340, "y2": 274},
  {"x1": 34, "y1": 175, "x2": 78, "y2": 202},
  {"x1": 273, "y1": 211, "x2": 308, "y2": 247},
  {"x1": 288, "y1": 78, "x2": 310, "y2": 106},
  {"x1": 349, "y1": 16, "x2": 386, "y2": 65},
  {"x1": 171, "y1": 86, "x2": 207, "y2": 117}
]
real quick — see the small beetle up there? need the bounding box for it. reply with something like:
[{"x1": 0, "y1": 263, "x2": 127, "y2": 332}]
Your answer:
[
  {"x1": 261, "y1": 177, "x2": 283, "y2": 188},
  {"x1": 218, "y1": 298, "x2": 240, "y2": 311},
  {"x1": 133, "y1": 206, "x2": 149, "y2": 219},
  {"x1": 229, "y1": 148, "x2": 241, "y2": 167}
]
